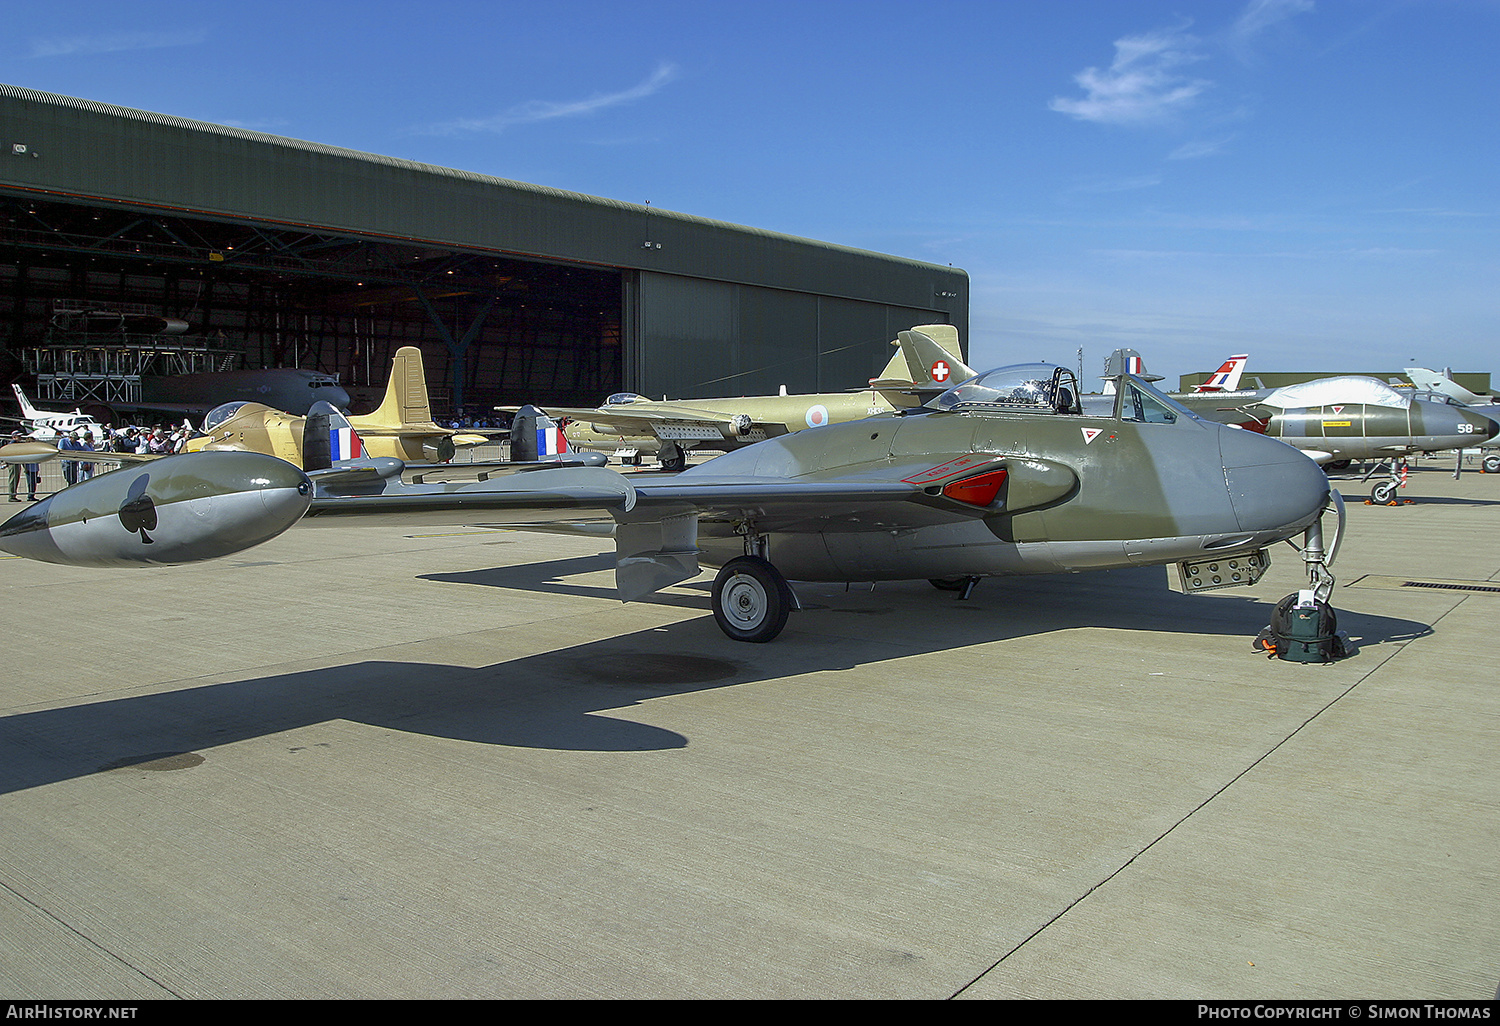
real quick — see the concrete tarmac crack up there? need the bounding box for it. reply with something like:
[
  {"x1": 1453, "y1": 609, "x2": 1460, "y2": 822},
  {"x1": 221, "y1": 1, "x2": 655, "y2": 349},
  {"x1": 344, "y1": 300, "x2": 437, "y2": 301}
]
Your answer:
[
  {"x1": 0, "y1": 875, "x2": 184, "y2": 999},
  {"x1": 947, "y1": 605, "x2": 1450, "y2": 999}
]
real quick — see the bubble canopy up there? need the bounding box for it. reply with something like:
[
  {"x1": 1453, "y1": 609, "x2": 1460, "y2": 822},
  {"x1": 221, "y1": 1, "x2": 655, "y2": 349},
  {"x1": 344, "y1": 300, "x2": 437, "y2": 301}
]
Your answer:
[
  {"x1": 926, "y1": 364, "x2": 1083, "y2": 414},
  {"x1": 203, "y1": 401, "x2": 252, "y2": 432},
  {"x1": 1265, "y1": 376, "x2": 1410, "y2": 410}
]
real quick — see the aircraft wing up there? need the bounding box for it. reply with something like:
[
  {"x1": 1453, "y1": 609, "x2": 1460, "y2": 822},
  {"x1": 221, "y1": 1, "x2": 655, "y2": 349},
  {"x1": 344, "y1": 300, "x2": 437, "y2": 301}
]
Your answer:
[
  {"x1": 0, "y1": 441, "x2": 157, "y2": 464},
  {"x1": 305, "y1": 458, "x2": 1005, "y2": 600},
  {"x1": 347, "y1": 426, "x2": 501, "y2": 447},
  {"x1": 304, "y1": 464, "x2": 970, "y2": 530},
  {"x1": 504, "y1": 404, "x2": 789, "y2": 443}
]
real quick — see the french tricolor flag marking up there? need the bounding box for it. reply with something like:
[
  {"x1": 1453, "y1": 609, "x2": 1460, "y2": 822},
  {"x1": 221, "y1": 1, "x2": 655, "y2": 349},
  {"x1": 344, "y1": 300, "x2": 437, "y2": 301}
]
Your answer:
[
  {"x1": 537, "y1": 425, "x2": 569, "y2": 455},
  {"x1": 330, "y1": 427, "x2": 362, "y2": 460}
]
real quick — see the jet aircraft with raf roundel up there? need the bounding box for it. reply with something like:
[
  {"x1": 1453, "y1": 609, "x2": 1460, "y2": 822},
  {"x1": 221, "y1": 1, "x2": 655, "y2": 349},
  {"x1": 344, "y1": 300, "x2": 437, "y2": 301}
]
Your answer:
[{"x1": 501, "y1": 326, "x2": 977, "y2": 471}]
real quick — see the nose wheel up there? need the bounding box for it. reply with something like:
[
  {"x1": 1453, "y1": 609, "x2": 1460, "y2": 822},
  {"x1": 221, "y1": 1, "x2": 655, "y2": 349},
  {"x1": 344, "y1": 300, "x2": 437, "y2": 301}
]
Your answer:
[
  {"x1": 1257, "y1": 491, "x2": 1351, "y2": 662},
  {"x1": 712, "y1": 555, "x2": 793, "y2": 643},
  {"x1": 1362, "y1": 457, "x2": 1412, "y2": 505}
]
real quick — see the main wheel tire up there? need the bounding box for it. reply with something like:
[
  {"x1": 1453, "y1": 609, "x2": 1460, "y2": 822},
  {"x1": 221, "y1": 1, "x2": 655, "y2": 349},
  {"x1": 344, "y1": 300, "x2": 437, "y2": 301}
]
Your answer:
[
  {"x1": 712, "y1": 555, "x2": 792, "y2": 643},
  {"x1": 1372, "y1": 481, "x2": 1398, "y2": 504},
  {"x1": 929, "y1": 577, "x2": 966, "y2": 591},
  {"x1": 1484, "y1": 454, "x2": 1500, "y2": 474}
]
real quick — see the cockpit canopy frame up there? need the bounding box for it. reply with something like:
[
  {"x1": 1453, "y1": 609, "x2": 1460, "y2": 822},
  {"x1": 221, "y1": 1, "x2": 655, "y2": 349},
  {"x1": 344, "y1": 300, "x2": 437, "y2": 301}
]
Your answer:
[
  {"x1": 203, "y1": 401, "x2": 252, "y2": 433},
  {"x1": 927, "y1": 363, "x2": 1083, "y2": 415}
]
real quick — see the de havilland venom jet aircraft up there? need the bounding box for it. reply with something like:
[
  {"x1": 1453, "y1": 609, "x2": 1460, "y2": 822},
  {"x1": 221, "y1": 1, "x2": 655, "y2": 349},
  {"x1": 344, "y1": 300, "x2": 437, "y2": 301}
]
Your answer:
[
  {"x1": 0, "y1": 364, "x2": 1341, "y2": 644},
  {"x1": 506, "y1": 326, "x2": 976, "y2": 470}
]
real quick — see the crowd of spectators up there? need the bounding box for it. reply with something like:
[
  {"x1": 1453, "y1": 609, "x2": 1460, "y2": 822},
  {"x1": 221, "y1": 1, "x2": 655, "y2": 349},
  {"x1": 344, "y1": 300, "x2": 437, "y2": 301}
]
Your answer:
[{"x1": 6, "y1": 423, "x2": 197, "y2": 501}]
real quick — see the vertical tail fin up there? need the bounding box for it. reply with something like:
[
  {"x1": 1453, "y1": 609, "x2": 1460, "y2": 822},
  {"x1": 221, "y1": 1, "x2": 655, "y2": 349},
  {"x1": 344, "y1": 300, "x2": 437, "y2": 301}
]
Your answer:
[
  {"x1": 362, "y1": 347, "x2": 435, "y2": 428},
  {"x1": 11, "y1": 384, "x2": 42, "y2": 420},
  {"x1": 1193, "y1": 355, "x2": 1249, "y2": 392},
  {"x1": 304, "y1": 401, "x2": 367, "y2": 471},
  {"x1": 1101, "y1": 348, "x2": 1162, "y2": 394},
  {"x1": 871, "y1": 324, "x2": 972, "y2": 389},
  {"x1": 510, "y1": 405, "x2": 573, "y2": 462},
  {"x1": 895, "y1": 329, "x2": 977, "y2": 389}
]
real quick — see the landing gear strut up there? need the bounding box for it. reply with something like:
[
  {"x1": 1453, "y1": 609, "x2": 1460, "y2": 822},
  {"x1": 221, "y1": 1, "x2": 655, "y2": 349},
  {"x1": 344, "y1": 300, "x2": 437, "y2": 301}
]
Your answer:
[
  {"x1": 1362, "y1": 457, "x2": 1409, "y2": 505},
  {"x1": 1256, "y1": 491, "x2": 1350, "y2": 662},
  {"x1": 930, "y1": 576, "x2": 981, "y2": 599}
]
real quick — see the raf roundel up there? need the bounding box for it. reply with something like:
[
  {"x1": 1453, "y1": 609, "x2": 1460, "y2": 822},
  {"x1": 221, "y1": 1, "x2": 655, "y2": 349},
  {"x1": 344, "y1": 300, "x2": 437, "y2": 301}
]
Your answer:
[{"x1": 805, "y1": 405, "x2": 829, "y2": 428}]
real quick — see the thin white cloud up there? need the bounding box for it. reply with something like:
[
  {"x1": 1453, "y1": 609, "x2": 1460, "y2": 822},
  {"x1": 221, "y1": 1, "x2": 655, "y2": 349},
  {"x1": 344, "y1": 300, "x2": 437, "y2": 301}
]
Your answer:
[
  {"x1": 425, "y1": 63, "x2": 679, "y2": 135},
  {"x1": 29, "y1": 30, "x2": 207, "y2": 58},
  {"x1": 1169, "y1": 137, "x2": 1234, "y2": 160},
  {"x1": 1232, "y1": 0, "x2": 1315, "y2": 46},
  {"x1": 1068, "y1": 174, "x2": 1163, "y2": 194},
  {"x1": 1049, "y1": 28, "x2": 1209, "y2": 126},
  {"x1": 1228, "y1": 0, "x2": 1316, "y2": 66}
]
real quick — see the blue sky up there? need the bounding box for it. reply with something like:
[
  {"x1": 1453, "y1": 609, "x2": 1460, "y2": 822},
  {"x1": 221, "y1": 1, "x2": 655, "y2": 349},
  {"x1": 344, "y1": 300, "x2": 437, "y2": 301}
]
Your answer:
[{"x1": 4, "y1": 0, "x2": 1496, "y2": 386}]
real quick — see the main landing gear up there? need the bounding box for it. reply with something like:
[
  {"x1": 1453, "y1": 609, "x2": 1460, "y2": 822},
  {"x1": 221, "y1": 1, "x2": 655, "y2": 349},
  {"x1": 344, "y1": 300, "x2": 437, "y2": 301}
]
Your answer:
[
  {"x1": 712, "y1": 555, "x2": 793, "y2": 643},
  {"x1": 657, "y1": 442, "x2": 687, "y2": 473},
  {"x1": 929, "y1": 576, "x2": 981, "y2": 599}
]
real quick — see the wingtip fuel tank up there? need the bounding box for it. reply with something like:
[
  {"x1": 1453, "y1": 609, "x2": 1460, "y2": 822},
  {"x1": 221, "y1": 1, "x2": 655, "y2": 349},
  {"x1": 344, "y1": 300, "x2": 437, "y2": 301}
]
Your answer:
[{"x1": 0, "y1": 451, "x2": 312, "y2": 567}]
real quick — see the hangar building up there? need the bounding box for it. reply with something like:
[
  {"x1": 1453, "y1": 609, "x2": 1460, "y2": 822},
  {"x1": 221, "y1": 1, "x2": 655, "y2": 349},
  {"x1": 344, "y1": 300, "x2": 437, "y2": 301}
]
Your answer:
[{"x1": 0, "y1": 84, "x2": 967, "y2": 416}]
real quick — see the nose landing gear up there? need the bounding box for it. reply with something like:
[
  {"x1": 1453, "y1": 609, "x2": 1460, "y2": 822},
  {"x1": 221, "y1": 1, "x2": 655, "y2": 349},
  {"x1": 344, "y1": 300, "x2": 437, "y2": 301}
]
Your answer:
[
  {"x1": 1255, "y1": 491, "x2": 1352, "y2": 662},
  {"x1": 1362, "y1": 458, "x2": 1414, "y2": 506}
]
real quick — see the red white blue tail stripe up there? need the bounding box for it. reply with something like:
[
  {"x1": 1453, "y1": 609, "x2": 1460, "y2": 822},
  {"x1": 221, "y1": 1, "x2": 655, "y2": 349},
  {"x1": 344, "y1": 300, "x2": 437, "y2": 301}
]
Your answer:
[
  {"x1": 536, "y1": 424, "x2": 569, "y2": 456},
  {"x1": 330, "y1": 427, "x2": 362, "y2": 460}
]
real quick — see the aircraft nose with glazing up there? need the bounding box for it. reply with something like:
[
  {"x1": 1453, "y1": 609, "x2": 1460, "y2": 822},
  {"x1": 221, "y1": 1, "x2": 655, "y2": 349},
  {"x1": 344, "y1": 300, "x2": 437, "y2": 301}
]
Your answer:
[{"x1": 1217, "y1": 425, "x2": 1329, "y2": 535}]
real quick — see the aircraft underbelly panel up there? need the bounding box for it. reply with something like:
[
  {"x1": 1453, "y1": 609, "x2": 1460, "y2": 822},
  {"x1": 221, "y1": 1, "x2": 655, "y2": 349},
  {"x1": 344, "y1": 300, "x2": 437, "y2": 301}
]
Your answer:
[
  {"x1": 772, "y1": 521, "x2": 1041, "y2": 581},
  {"x1": 652, "y1": 422, "x2": 728, "y2": 441}
]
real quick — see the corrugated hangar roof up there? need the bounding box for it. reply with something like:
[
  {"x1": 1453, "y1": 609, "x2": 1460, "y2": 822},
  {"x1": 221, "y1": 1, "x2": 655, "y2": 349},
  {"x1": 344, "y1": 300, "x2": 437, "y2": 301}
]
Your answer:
[{"x1": 0, "y1": 84, "x2": 965, "y2": 310}]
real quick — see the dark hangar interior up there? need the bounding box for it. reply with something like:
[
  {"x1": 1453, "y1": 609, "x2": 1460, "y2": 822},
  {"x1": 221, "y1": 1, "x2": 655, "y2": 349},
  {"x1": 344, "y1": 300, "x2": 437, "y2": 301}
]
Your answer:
[{"x1": 0, "y1": 85, "x2": 967, "y2": 419}]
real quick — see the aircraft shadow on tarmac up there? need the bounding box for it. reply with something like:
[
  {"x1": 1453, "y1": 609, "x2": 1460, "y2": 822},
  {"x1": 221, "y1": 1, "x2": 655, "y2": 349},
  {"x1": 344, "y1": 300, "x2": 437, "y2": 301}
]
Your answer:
[
  {"x1": 1385, "y1": 495, "x2": 1500, "y2": 507},
  {"x1": 1, "y1": 559, "x2": 1431, "y2": 797},
  {"x1": 421, "y1": 552, "x2": 1432, "y2": 649}
]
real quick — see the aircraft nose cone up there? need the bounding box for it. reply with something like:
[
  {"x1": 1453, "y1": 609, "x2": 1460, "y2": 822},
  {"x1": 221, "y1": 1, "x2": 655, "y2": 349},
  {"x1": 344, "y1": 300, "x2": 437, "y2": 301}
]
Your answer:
[
  {"x1": 1219, "y1": 426, "x2": 1329, "y2": 534},
  {"x1": 1465, "y1": 409, "x2": 1499, "y2": 442}
]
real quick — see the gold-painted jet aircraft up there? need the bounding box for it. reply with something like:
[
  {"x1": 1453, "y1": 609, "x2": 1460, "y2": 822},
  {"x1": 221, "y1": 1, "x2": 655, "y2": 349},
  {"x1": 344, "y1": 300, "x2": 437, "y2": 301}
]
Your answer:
[
  {"x1": 187, "y1": 347, "x2": 495, "y2": 467},
  {"x1": 503, "y1": 325, "x2": 976, "y2": 470}
]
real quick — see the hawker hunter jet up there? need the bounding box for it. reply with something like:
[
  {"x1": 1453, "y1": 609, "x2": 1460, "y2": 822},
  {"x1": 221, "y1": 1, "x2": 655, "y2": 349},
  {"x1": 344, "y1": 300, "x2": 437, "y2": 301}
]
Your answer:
[
  {"x1": 1402, "y1": 368, "x2": 1500, "y2": 473},
  {"x1": 0, "y1": 364, "x2": 1340, "y2": 645},
  {"x1": 1106, "y1": 350, "x2": 1499, "y2": 503},
  {"x1": 504, "y1": 325, "x2": 975, "y2": 470}
]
